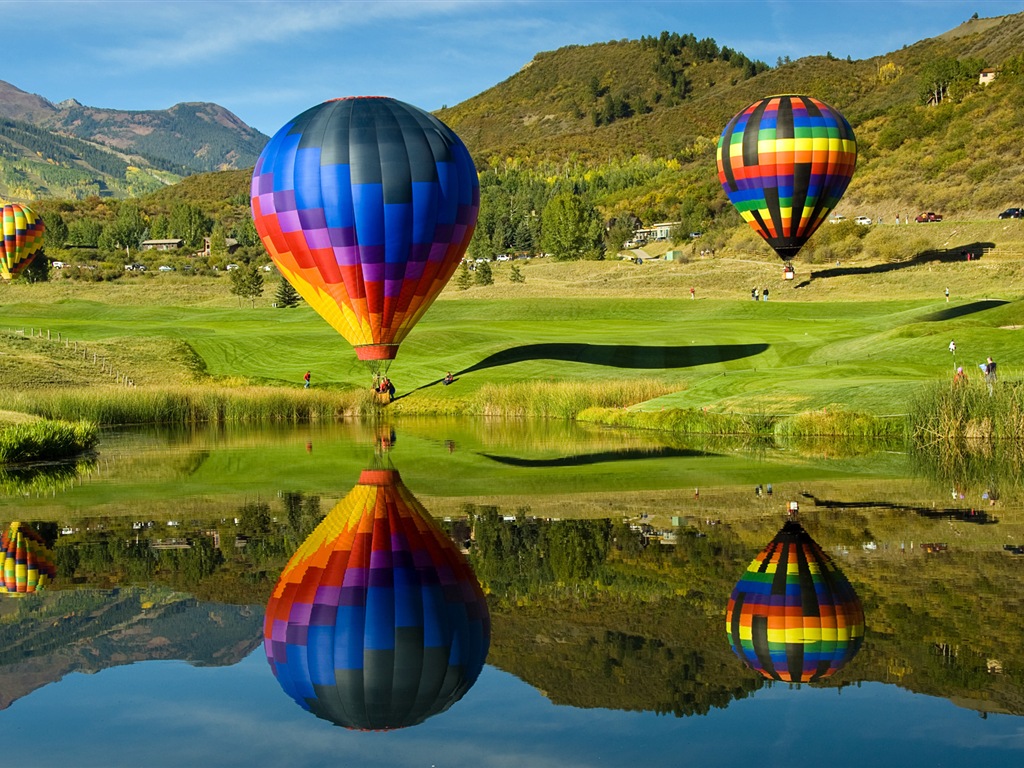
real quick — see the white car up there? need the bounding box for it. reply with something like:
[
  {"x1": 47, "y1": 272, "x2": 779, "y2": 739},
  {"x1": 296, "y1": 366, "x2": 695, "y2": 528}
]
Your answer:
[
  {"x1": 854, "y1": 216, "x2": 872, "y2": 225},
  {"x1": 158, "y1": 265, "x2": 175, "y2": 272}
]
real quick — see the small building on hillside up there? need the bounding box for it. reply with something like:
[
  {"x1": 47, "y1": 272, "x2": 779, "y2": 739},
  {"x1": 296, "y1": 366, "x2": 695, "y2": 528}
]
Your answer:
[
  {"x1": 141, "y1": 239, "x2": 184, "y2": 251},
  {"x1": 632, "y1": 221, "x2": 680, "y2": 244},
  {"x1": 200, "y1": 237, "x2": 240, "y2": 257},
  {"x1": 979, "y1": 68, "x2": 998, "y2": 85}
]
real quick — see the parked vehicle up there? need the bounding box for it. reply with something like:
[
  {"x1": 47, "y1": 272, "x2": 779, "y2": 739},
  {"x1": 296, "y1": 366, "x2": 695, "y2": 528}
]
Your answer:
[
  {"x1": 828, "y1": 215, "x2": 846, "y2": 224},
  {"x1": 158, "y1": 265, "x2": 174, "y2": 272},
  {"x1": 854, "y1": 216, "x2": 872, "y2": 225},
  {"x1": 915, "y1": 212, "x2": 943, "y2": 223},
  {"x1": 998, "y1": 207, "x2": 1022, "y2": 219}
]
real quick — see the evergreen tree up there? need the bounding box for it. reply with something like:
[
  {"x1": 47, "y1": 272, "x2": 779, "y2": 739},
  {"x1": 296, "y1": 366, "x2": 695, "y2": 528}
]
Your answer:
[
  {"x1": 275, "y1": 278, "x2": 301, "y2": 307},
  {"x1": 541, "y1": 193, "x2": 605, "y2": 261},
  {"x1": 474, "y1": 259, "x2": 494, "y2": 286},
  {"x1": 43, "y1": 213, "x2": 69, "y2": 249},
  {"x1": 230, "y1": 263, "x2": 265, "y2": 307},
  {"x1": 509, "y1": 263, "x2": 526, "y2": 283},
  {"x1": 455, "y1": 261, "x2": 473, "y2": 290},
  {"x1": 22, "y1": 254, "x2": 50, "y2": 283}
]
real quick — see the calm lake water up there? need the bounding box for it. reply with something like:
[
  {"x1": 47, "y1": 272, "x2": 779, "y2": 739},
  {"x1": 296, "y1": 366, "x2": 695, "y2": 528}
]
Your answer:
[{"x1": 2, "y1": 420, "x2": 1023, "y2": 767}]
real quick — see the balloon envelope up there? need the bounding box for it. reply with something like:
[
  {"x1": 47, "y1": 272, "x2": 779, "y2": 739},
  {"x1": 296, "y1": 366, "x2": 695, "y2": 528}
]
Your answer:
[
  {"x1": 726, "y1": 520, "x2": 864, "y2": 682},
  {"x1": 264, "y1": 469, "x2": 490, "y2": 730},
  {"x1": 251, "y1": 97, "x2": 480, "y2": 363},
  {"x1": 717, "y1": 95, "x2": 857, "y2": 261},
  {"x1": 1, "y1": 522, "x2": 56, "y2": 594},
  {"x1": 1, "y1": 203, "x2": 45, "y2": 280}
]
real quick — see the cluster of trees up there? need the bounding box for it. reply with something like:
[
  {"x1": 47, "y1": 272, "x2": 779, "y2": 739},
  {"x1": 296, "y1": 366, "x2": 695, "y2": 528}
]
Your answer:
[
  {"x1": 919, "y1": 55, "x2": 989, "y2": 105},
  {"x1": 639, "y1": 31, "x2": 770, "y2": 80}
]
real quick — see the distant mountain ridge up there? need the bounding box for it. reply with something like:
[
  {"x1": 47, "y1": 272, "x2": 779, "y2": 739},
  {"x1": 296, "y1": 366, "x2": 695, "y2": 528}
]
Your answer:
[
  {"x1": 0, "y1": 79, "x2": 268, "y2": 200},
  {"x1": 0, "y1": 587, "x2": 263, "y2": 710}
]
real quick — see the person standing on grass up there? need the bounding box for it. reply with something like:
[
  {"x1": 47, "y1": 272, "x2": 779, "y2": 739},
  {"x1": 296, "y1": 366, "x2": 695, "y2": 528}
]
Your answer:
[
  {"x1": 304, "y1": 370, "x2": 311, "y2": 389},
  {"x1": 984, "y1": 357, "x2": 997, "y2": 394},
  {"x1": 945, "y1": 287, "x2": 950, "y2": 302}
]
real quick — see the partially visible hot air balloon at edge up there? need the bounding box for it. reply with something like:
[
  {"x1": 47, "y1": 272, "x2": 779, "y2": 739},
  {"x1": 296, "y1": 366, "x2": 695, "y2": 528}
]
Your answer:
[
  {"x1": 717, "y1": 95, "x2": 857, "y2": 264},
  {"x1": 264, "y1": 467, "x2": 490, "y2": 730},
  {"x1": 1, "y1": 521, "x2": 57, "y2": 595},
  {"x1": 1, "y1": 202, "x2": 46, "y2": 280},
  {"x1": 726, "y1": 519, "x2": 865, "y2": 683},
  {"x1": 250, "y1": 97, "x2": 480, "y2": 372}
]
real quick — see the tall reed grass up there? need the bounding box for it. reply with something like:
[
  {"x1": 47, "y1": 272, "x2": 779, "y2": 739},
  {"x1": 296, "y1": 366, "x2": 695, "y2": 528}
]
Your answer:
[
  {"x1": 907, "y1": 379, "x2": 1024, "y2": 495},
  {"x1": 0, "y1": 419, "x2": 99, "y2": 464},
  {"x1": 908, "y1": 380, "x2": 1024, "y2": 444},
  {"x1": 0, "y1": 385, "x2": 377, "y2": 426},
  {"x1": 775, "y1": 408, "x2": 906, "y2": 440},
  {"x1": 468, "y1": 380, "x2": 674, "y2": 419},
  {"x1": 576, "y1": 406, "x2": 776, "y2": 436},
  {"x1": 578, "y1": 405, "x2": 904, "y2": 443}
]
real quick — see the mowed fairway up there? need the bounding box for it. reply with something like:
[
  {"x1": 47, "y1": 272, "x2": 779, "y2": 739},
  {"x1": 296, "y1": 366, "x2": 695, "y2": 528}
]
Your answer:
[{"x1": 1, "y1": 244, "x2": 1023, "y2": 417}]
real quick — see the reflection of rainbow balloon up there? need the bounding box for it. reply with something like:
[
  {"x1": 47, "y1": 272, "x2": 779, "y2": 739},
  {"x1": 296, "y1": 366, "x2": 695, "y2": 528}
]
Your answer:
[
  {"x1": 717, "y1": 95, "x2": 857, "y2": 262},
  {"x1": 264, "y1": 469, "x2": 490, "y2": 730},
  {"x1": 1, "y1": 203, "x2": 46, "y2": 280},
  {"x1": 726, "y1": 520, "x2": 864, "y2": 683},
  {"x1": 1, "y1": 522, "x2": 56, "y2": 594},
  {"x1": 251, "y1": 97, "x2": 479, "y2": 367}
]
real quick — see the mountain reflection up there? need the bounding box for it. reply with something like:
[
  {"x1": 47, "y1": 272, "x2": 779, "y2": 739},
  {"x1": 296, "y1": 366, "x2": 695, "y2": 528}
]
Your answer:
[{"x1": 264, "y1": 466, "x2": 490, "y2": 730}]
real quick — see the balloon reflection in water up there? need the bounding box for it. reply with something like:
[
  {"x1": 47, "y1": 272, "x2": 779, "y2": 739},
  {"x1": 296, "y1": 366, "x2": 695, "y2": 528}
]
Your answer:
[
  {"x1": 264, "y1": 468, "x2": 490, "y2": 729},
  {"x1": 726, "y1": 520, "x2": 864, "y2": 683},
  {"x1": 1, "y1": 522, "x2": 56, "y2": 595}
]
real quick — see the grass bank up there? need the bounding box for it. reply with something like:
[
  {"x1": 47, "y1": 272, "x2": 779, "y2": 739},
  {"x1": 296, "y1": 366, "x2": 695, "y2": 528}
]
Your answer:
[
  {"x1": 0, "y1": 419, "x2": 99, "y2": 464},
  {"x1": 0, "y1": 385, "x2": 375, "y2": 425},
  {"x1": 577, "y1": 404, "x2": 905, "y2": 442},
  {"x1": 3, "y1": 248, "x2": 1024, "y2": 429}
]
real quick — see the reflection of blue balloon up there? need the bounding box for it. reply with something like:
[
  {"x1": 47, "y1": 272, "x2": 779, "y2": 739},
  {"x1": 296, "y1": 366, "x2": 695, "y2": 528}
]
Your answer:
[{"x1": 264, "y1": 469, "x2": 490, "y2": 730}]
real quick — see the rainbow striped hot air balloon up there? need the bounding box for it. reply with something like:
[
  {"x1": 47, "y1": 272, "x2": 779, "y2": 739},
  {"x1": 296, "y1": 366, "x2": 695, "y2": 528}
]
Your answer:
[
  {"x1": 726, "y1": 520, "x2": 865, "y2": 683},
  {"x1": 264, "y1": 468, "x2": 490, "y2": 730},
  {"x1": 1, "y1": 522, "x2": 57, "y2": 595},
  {"x1": 1, "y1": 203, "x2": 46, "y2": 280},
  {"x1": 250, "y1": 97, "x2": 479, "y2": 370},
  {"x1": 717, "y1": 95, "x2": 857, "y2": 262}
]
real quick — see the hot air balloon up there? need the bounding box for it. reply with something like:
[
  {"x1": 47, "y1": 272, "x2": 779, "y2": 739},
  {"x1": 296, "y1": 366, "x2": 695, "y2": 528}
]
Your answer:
[
  {"x1": 250, "y1": 97, "x2": 480, "y2": 371},
  {"x1": 717, "y1": 95, "x2": 857, "y2": 263},
  {"x1": 264, "y1": 468, "x2": 490, "y2": 730},
  {"x1": 1, "y1": 203, "x2": 46, "y2": 280},
  {"x1": 726, "y1": 520, "x2": 864, "y2": 683},
  {"x1": 1, "y1": 521, "x2": 57, "y2": 594}
]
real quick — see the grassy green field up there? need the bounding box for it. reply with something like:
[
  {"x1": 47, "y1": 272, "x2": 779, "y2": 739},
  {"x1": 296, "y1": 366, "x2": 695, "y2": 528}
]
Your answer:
[{"x1": 1, "y1": 221, "x2": 1023, "y2": 423}]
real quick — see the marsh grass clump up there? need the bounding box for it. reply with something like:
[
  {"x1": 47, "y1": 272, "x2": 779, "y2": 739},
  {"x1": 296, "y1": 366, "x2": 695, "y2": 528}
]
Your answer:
[
  {"x1": 0, "y1": 419, "x2": 99, "y2": 464},
  {"x1": 471, "y1": 380, "x2": 674, "y2": 419},
  {"x1": 1, "y1": 385, "x2": 374, "y2": 426},
  {"x1": 776, "y1": 408, "x2": 906, "y2": 440},
  {"x1": 908, "y1": 380, "x2": 1024, "y2": 444},
  {"x1": 577, "y1": 406, "x2": 775, "y2": 436}
]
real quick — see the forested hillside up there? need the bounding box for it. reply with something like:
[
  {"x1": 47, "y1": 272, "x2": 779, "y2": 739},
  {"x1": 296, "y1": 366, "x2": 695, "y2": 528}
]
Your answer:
[{"x1": 21, "y1": 12, "x2": 1024, "y2": 271}]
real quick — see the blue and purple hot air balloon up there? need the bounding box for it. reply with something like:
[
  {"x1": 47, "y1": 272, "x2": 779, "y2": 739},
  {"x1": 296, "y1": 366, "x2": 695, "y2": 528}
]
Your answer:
[{"x1": 251, "y1": 97, "x2": 479, "y2": 368}]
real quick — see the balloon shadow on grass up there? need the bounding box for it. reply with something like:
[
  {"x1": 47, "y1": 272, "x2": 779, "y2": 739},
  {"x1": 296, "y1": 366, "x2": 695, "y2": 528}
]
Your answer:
[
  {"x1": 406, "y1": 342, "x2": 770, "y2": 395},
  {"x1": 792, "y1": 241, "x2": 996, "y2": 288}
]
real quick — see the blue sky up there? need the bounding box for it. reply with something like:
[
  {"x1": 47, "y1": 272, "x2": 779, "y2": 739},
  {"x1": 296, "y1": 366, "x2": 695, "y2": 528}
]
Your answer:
[{"x1": 8, "y1": 0, "x2": 1024, "y2": 137}]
